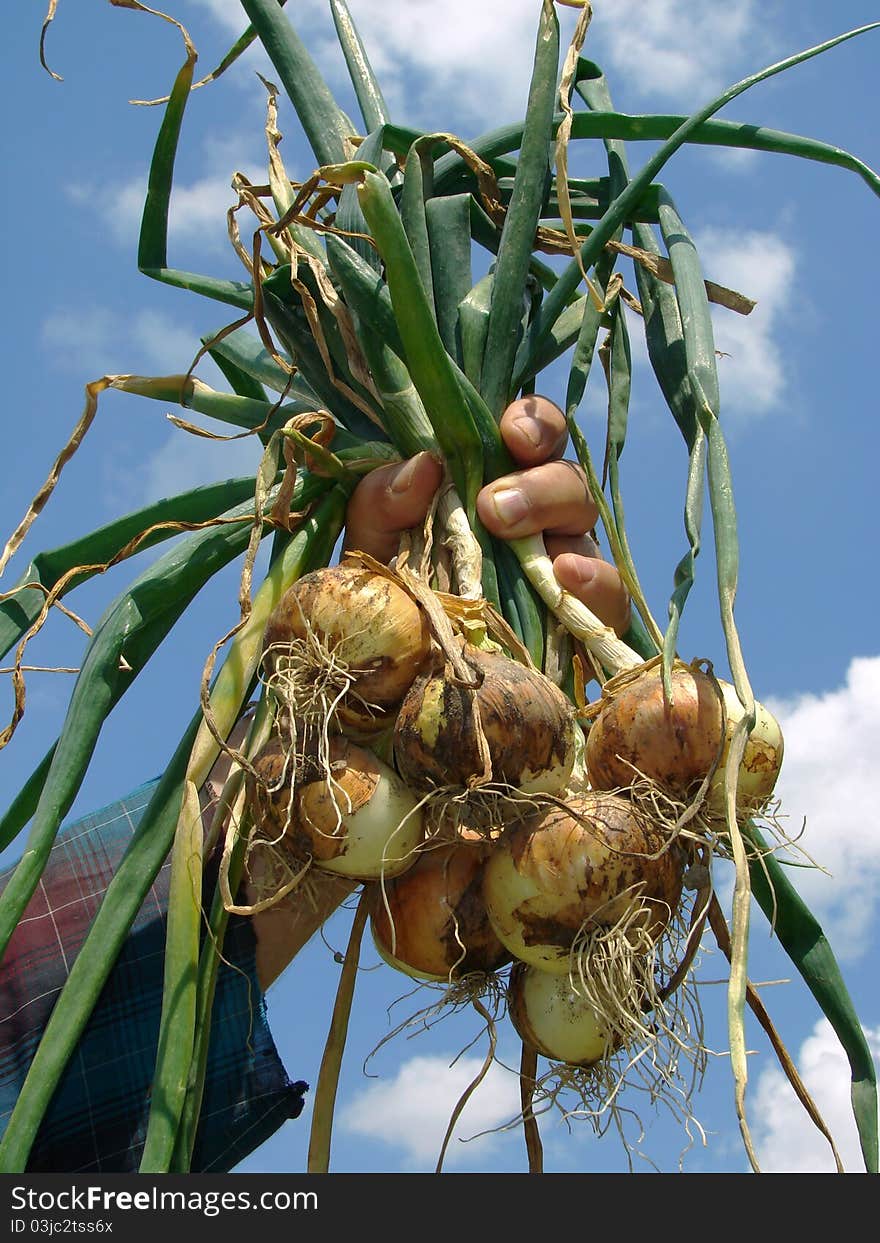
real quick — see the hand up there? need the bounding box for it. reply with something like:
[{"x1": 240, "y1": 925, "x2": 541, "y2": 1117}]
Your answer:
[{"x1": 344, "y1": 394, "x2": 630, "y2": 637}]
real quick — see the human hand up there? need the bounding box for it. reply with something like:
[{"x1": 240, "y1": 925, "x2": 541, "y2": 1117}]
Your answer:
[{"x1": 344, "y1": 394, "x2": 630, "y2": 637}]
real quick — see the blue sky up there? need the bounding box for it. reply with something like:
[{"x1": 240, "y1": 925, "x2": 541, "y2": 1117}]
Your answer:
[{"x1": 2, "y1": 0, "x2": 880, "y2": 1174}]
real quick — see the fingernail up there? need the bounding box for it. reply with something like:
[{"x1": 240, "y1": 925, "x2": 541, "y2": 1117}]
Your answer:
[
  {"x1": 390, "y1": 454, "x2": 423, "y2": 494},
  {"x1": 512, "y1": 413, "x2": 544, "y2": 448},
  {"x1": 492, "y1": 486, "x2": 529, "y2": 525},
  {"x1": 560, "y1": 557, "x2": 596, "y2": 586}
]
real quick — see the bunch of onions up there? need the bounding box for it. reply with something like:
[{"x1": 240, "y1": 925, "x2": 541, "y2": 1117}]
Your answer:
[
  {"x1": 482, "y1": 791, "x2": 685, "y2": 975},
  {"x1": 393, "y1": 643, "x2": 577, "y2": 795},
  {"x1": 371, "y1": 838, "x2": 511, "y2": 982},
  {"x1": 245, "y1": 733, "x2": 424, "y2": 880},
  {"x1": 585, "y1": 661, "x2": 783, "y2": 818},
  {"x1": 262, "y1": 560, "x2": 432, "y2": 737},
  {"x1": 507, "y1": 962, "x2": 617, "y2": 1068}
]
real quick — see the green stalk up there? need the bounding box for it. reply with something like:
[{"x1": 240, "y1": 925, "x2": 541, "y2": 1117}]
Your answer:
[
  {"x1": 400, "y1": 138, "x2": 437, "y2": 315},
  {"x1": 480, "y1": 0, "x2": 559, "y2": 418},
  {"x1": 335, "y1": 128, "x2": 388, "y2": 273},
  {"x1": 330, "y1": 0, "x2": 391, "y2": 132},
  {"x1": 425, "y1": 194, "x2": 474, "y2": 364},
  {"x1": 745, "y1": 823, "x2": 879, "y2": 1173},
  {"x1": 239, "y1": 0, "x2": 355, "y2": 168},
  {"x1": 202, "y1": 326, "x2": 316, "y2": 400},
  {"x1": 136, "y1": 36, "x2": 253, "y2": 312},
  {"x1": 139, "y1": 487, "x2": 348, "y2": 1172},
  {"x1": 356, "y1": 169, "x2": 484, "y2": 515},
  {"x1": 170, "y1": 695, "x2": 275, "y2": 1171},
  {"x1": 0, "y1": 747, "x2": 54, "y2": 855},
  {"x1": 430, "y1": 103, "x2": 880, "y2": 200},
  {"x1": 0, "y1": 477, "x2": 256, "y2": 660},
  {"x1": 524, "y1": 25, "x2": 880, "y2": 365}
]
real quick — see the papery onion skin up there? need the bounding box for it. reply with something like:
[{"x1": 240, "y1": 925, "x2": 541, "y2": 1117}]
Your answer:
[
  {"x1": 393, "y1": 644, "x2": 576, "y2": 795},
  {"x1": 482, "y1": 792, "x2": 684, "y2": 974},
  {"x1": 245, "y1": 734, "x2": 423, "y2": 879},
  {"x1": 508, "y1": 962, "x2": 613, "y2": 1067},
  {"x1": 585, "y1": 664, "x2": 724, "y2": 799},
  {"x1": 705, "y1": 682, "x2": 784, "y2": 817},
  {"x1": 371, "y1": 839, "x2": 511, "y2": 981},
  {"x1": 262, "y1": 561, "x2": 432, "y2": 718}
]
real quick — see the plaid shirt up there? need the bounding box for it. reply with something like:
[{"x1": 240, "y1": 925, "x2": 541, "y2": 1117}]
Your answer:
[{"x1": 0, "y1": 780, "x2": 306, "y2": 1173}]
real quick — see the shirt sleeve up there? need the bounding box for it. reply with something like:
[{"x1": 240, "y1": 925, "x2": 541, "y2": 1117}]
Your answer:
[{"x1": 0, "y1": 780, "x2": 307, "y2": 1174}]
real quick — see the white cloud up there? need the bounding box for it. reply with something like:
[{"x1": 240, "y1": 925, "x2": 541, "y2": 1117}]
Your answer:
[
  {"x1": 72, "y1": 166, "x2": 264, "y2": 254},
  {"x1": 189, "y1": 0, "x2": 766, "y2": 122},
  {"x1": 751, "y1": 1017, "x2": 880, "y2": 1172},
  {"x1": 339, "y1": 1053, "x2": 522, "y2": 1167},
  {"x1": 189, "y1": 0, "x2": 583, "y2": 132},
  {"x1": 186, "y1": 0, "x2": 248, "y2": 37},
  {"x1": 139, "y1": 424, "x2": 260, "y2": 505},
  {"x1": 765, "y1": 654, "x2": 880, "y2": 959},
  {"x1": 41, "y1": 307, "x2": 210, "y2": 376},
  {"x1": 618, "y1": 228, "x2": 796, "y2": 424},
  {"x1": 696, "y1": 227, "x2": 797, "y2": 420},
  {"x1": 590, "y1": 0, "x2": 759, "y2": 105}
]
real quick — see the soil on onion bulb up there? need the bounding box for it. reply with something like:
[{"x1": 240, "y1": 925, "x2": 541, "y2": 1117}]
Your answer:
[{"x1": 393, "y1": 641, "x2": 578, "y2": 797}]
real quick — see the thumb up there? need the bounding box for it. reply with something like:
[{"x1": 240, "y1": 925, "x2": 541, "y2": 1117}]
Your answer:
[{"x1": 343, "y1": 451, "x2": 443, "y2": 562}]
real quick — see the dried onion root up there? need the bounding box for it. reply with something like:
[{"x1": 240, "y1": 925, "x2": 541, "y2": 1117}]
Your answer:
[{"x1": 263, "y1": 558, "x2": 433, "y2": 740}]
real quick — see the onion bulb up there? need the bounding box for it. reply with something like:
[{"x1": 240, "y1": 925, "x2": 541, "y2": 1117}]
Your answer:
[
  {"x1": 705, "y1": 681, "x2": 784, "y2": 817},
  {"x1": 482, "y1": 792, "x2": 684, "y2": 974},
  {"x1": 585, "y1": 662, "x2": 783, "y2": 816},
  {"x1": 262, "y1": 561, "x2": 432, "y2": 735},
  {"x1": 371, "y1": 839, "x2": 511, "y2": 981},
  {"x1": 507, "y1": 962, "x2": 615, "y2": 1067},
  {"x1": 585, "y1": 664, "x2": 722, "y2": 799},
  {"x1": 245, "y1": 734, "x2": 423, "y2": 879},
  {"x1": 393, "y1": 644, "x2": 576, "y2": 795}
]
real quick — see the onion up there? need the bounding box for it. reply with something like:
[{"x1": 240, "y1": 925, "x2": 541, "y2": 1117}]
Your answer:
[
  {"x1": 371, "y1": 839, "x2": 511, "y2": 982},
  {"x1": 507, "y1": 962, "x2": 615, "y2": 1067},
  {"x1": 262, "y1": 561, "x2": 432, "y2": 735},
  {"x1": 705, "y1": 681, "x2": 784, "y2": 817},
  {"x1": 245, "y1": 734, "x2": 423, "y2": 879},
  {"x1": 482, "y1": 792, "x2": 684, "y2": 975},
  {"x1": 585, "y1": 664, "x2": 722, "y2": 799},
  {"x1": 393, "y1": 643, "x2": 576, "y2": 795},
  {"x1": 585, "y1": 663, "x2": 783, "y2": 816}
]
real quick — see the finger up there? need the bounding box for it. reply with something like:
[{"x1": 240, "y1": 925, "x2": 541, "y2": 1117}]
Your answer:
[
  {"x1": 498, "y1": 394, "x2": 569, "y2": 466},
  {"x1": 343, "y1": 451, "x2": 443, "y2": 562},
  {"x1": 476, "y1": 459, "x2": 599, "y2": 540},
  {"x1": 551, "y1": 550, "x2": 632, "y2": 638}
]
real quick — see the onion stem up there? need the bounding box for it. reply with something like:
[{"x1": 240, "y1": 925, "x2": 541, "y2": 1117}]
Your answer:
[
  {"x1": 307, "y1": 887, "x2": 371, "y2": 1173},
  {"x1": 511, "y1": 533, "x2": 642, "y2": 676}
]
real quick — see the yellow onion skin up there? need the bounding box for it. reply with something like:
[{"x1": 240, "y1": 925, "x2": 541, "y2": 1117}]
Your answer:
[
  {"x1": 262, "y1": 562, "x2": 432, "y2": 731},
  {"x1": 482, "y1": 792, "x2": 684, "y2": 975},
  {"x1": 508, "y1": 962, "x2": 615, "y2": 1067},
  {"x1": 585, "y1": 664, "x2": 724, "y2": 800},
  {"x1": 705, "y1": 681, "x2": 784, "y2": 817},
  {"x1": 245, "y1": 734, "x2": 423, "y2": 879},
  {"x1": 371, "y1": 839, "x2": 511, "y2": 982},
  {"x1": 393, "y1": 644, "x2": 576, "y2": 795}
]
